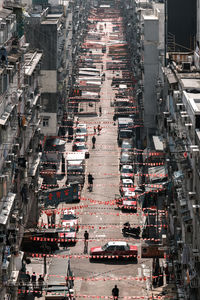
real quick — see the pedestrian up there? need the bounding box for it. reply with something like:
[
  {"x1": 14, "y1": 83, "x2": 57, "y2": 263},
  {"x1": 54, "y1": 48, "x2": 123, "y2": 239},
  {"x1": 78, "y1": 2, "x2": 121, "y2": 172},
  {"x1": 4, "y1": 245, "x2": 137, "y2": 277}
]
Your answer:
[
  {"x1": 113, "y1": 115, "x2": 116, "y2": 125},
  {"x1": 92, "y1": 135, "x2": 96, "y2": 149},
  {"x1": 38, "y1": 274, "x2": 44, "y2": 291},
  {"x1": 31, "y1": 272, "x2": 37, "y2": 289},
  {"x1": 112, "y1": 285, "x2": 119, "y2": 299},
  {"x1": 25, "y1": 271, "x2": 31, "y2": 286},
  {"x1": 165, "y1": 265, "x2": 170, "y2": 284},
  {"x1": 97, "y1": 125, "x2": 101, "y2": 135},
  {"x1": 73, "y1": 143, "x2": 78, "y2": 151},
  {"x1": 18, "y1": 280, "x2": 23, "y2": 295},
  {"x1": 99, "y1": 106, "x2": 102, "y2": 116},
  {"x1": 94, "y1": 126, "x2": 96, "y2": 134},
  {"x1": 88, "y1": 173, "x2": 94, "y2": 191},
  {"x1": 84, "y1": 230, "x2": 89, "y2": 253}
]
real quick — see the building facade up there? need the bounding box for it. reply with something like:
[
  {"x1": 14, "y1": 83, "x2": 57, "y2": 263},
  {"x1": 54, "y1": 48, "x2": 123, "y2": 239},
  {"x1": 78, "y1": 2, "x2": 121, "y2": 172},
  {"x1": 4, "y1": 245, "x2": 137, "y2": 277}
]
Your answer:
[{"x1": 0, "y1": 5, "x2": 43, "y2": 299}]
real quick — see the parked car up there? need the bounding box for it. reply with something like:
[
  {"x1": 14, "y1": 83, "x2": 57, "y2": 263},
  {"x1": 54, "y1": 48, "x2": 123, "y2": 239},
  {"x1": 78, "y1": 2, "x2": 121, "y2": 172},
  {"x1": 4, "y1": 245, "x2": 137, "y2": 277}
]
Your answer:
[
  {"x1": 121, "y1": 190, "x2": 137, "y2": 211},
  {"x1": 56, "y1": 227, "x2": 77, "y2": 246},
  {"x1": 118, "y1": 130, "x2": 133, "y2": 146},
  {"x1": 121, "y1": 140, "x2": 133, "y2": 153},
  {"x1": 74, "y1": 135, "x2": 86, "y2": 144},
  {"x1": 119, "y1": 152, "x2": 134, "y2": 169},
  {"x1": 90, "y1": 241, "x2": 138, "y2": 262},
  {"x1": 61, "y1": 209, "x2": 78, "y2": 231},
  {"x1": 120, "y1": 165, "x2": 134, "y2": 180},
  {"x1": 74, "y1": 142, "x2": 89, "y2": 159},
  {"x1": 121, "y1": 187, "x2": 143, "y2": 211},
  {"x1": 75, "y1": 124, "x2": 87, "y2": 140},
  {"x1": 119, "y1": 178, "x2": 134, "y2": 195}
]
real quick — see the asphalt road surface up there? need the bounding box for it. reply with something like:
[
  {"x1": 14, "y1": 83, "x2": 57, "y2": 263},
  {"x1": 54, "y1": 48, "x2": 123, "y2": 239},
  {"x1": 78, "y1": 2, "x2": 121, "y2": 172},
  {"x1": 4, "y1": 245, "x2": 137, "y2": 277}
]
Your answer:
[{"x1": 56, "y1": 15, "x2": 153, "y2": 300}]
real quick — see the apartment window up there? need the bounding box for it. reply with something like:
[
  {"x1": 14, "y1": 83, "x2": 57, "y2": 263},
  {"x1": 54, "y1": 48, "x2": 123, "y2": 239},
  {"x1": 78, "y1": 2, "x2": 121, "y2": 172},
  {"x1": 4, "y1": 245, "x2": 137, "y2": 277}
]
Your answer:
[{"x1": 43, "y1": 117, "x2": 49, "y2": 127}]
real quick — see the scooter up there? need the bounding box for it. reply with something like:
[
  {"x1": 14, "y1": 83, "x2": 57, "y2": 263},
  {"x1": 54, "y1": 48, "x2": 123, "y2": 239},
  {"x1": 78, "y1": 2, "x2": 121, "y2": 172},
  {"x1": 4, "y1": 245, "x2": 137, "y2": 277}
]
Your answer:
[{"x1": 122, "y1": 222, "x2": 140, "y2": 238}]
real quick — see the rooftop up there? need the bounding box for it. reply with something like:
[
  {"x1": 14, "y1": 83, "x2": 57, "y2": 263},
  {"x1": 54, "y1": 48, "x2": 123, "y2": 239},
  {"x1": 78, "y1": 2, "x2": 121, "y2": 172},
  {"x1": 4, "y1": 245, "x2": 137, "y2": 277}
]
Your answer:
[
  {"x1": 180, "y1": 78, "x2": 200, "y2": 91},
  {"x1": 184, "y1": 91, "x2": 200, "y2": 114},
  {"x1": 0, "y1": 8, "x2": 14, "y2": 19},
  {"x1": 24, "y1": 51, "x2": 43, "y2": 76},
  {"x1": 143, "y1": 14, "x2": 158, "y2": 20},
  {"x1": 0, "y1": 193, "x2": 16, "y2": 225},
  {"x1": 41, "y1": 19, "x2": 58, "y2": 24}
]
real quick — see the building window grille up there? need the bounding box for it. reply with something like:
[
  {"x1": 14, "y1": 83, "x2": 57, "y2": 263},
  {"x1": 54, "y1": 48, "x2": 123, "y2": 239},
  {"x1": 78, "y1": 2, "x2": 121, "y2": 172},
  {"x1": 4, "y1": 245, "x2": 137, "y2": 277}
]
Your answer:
[{"x1": 43, "y1": 117, "x2": 49, "y2": 127}]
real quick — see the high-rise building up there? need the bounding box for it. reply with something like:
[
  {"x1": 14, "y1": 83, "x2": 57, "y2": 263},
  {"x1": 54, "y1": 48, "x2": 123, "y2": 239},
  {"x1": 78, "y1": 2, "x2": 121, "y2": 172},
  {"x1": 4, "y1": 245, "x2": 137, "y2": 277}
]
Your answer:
[{"x1": 167, "y1": 0, "x2": 196, "y2": 51}]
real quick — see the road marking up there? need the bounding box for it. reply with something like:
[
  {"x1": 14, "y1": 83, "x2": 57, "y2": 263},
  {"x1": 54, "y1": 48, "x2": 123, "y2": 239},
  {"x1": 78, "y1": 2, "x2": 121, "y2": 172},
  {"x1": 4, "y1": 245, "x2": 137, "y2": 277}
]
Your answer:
[
  {"x1": 96, "y1": 234, "x2": 106, "y2": 237},
  {"x1": 138, "y1": 268, "x2": 142, "y2": 277}
]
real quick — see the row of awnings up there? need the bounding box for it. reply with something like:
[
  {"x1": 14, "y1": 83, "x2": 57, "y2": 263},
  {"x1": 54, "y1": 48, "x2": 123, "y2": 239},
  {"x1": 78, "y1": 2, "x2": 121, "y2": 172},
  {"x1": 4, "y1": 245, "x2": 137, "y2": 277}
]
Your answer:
[
  {"x1": 0, "y1": 103, "x2": 15, "y2": 126},
  {"x1": 0, "y1": 89, "x2": 23, "y2": 126},
  {"x1": 0, "y1": 192, "x2": 16, "y2": 225}
]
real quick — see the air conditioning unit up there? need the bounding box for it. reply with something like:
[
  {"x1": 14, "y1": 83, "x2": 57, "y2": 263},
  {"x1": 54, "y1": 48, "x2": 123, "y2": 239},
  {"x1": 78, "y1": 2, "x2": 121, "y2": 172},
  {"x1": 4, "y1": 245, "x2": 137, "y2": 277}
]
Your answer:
[
  {"x1": 6, "y1": 66, "x2": 14, "y2": 77},
  {"x1": 0, "y1": 22, "x2": 6, "y2": 29},
  {"x1": 26, "y1": 99, "x2": 31, "y2": 108},
  {"x1": 177, "y1": 240, "x2": 184, "y2": 247},
  {"x1": 12, "y1": 143, "x2": 19, "y2": 152},
  {"x1": 27, "y1": 148, "x2": 32, "y2": 154},
  {"x1": 186, "y1": 224, "x2": 193, "y2": 232},
  {"x1": 162, "y1": 234, "x2": 167, "y2": 246},
  {"x1": 8, "y1": 153, "x2": 14, "y2": 161},
  {"x1": 4, "y1": 161, "x2": 12, "y2": 168},
  {"x1": 6, "y1": 18, "x2": 12, "y2": 24},
  {"x1": 182, "y1": 62, "x2": 191, "y2": 71},
  {"x1": 193, "y1": 250, "x2": 200, "y2": 263},
  {"x1": 173, "y1": 90, "x2": 181, "y2": 101},
  {"x1": 0, "y1": 234, "x2": 5, "y2": 244}
]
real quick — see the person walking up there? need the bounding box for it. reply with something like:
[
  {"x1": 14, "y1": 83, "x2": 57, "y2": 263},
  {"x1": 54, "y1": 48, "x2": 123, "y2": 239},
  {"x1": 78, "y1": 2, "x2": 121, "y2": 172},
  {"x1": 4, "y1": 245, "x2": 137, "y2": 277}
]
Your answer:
[
  {"x1": 97, "y1": 125, "x2": 101, "y2": 135},
  {"x1": 99, "y1": 106, "x2": 102, "y2": 116},
  {"x1": 88, "y1": 173, "x2": 94, "y2": 191},
  {"x1": 84, "y1": 230, "x2": 89, "y2": 253},
  {"x1": 113, "y1": 115, "x2": 116, "y2": 125},
  {"x1": 73, "y1": 143, "x2": 78, "y2": 152},
  {"x1": 38, "y1": 274, "x2": 44, "y2": 291},
  {"x1": 92, "y1": 135, "x2": 96, "y2": 149},
  {"x1": 112, "y1": 285, "x2": 119, "y2": 299},
  {"x1": 25, "y1": 271, "x2": 31, "y2": 283},
  {"x1": 31, "y1": 272, "x2": 37, "y2": 290},
  {"x1": 24, "y1": 271, "x2": 31, "y2": 290},
  {"x1": 94, "y1": 126, "x2": 96, "y2": 135}
]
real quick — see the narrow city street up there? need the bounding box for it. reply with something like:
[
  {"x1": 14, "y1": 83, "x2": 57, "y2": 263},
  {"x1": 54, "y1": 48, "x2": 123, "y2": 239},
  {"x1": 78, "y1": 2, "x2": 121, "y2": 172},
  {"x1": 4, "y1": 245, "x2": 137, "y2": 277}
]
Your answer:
[
  {"x1": 56, "y1": 9, "x2": 152, "y2": 299},
  {"x1": 1, "y1": 0, "x2": 200, "y2": 299}
]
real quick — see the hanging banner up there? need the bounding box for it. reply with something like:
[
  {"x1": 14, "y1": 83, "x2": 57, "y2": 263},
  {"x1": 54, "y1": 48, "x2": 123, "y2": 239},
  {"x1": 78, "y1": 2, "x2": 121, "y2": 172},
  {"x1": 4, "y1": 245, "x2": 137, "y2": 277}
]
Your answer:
[{"x1": 45, "y1": 184, "x2": 79, "y2": 206}]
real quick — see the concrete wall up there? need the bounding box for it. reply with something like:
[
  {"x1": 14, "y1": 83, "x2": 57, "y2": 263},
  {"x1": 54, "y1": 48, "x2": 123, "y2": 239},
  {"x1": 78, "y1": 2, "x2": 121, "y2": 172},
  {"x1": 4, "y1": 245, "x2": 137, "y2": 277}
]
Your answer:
[
  {"x1": 153, "y1": 4, "x2": 165, "y2": 51},
  {"x1": 143, "y1": 16, "x2": 159, "y2": 131},
  {"x1": 40, "y1": 23, "x2": 58, "y2": 70},
  {"x1": 197, "y1": 0, "x2": 200, "y2": 42},
  {"x1": 40, "y1": 112, "x2": 58, "y2": 136},
  {"x1": 40, "y1": 70, "x2": 57, "y2": 93}
]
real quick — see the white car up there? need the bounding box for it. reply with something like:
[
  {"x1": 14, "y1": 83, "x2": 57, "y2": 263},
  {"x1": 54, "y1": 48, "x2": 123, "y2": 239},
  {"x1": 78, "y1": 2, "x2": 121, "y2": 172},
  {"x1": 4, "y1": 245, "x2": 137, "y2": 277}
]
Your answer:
[
  {"x1": 62, "y1": 209, "x2": 78, "y2": 231},
  {"x1": 74, "y1": 142, "x2": 89, "y2": 158},
  {"x1": 76, "y1": 124, "x2": 87, "y2": 140},
  {"x1": 120, "y1": 178, "x2": 134, "y2": 195},
  {"x1": 120, "y1": 165, "x2": 134, "y2": 180},
  {"x1": 74, "y1": 135, "x2": 86, "y2": 143}
]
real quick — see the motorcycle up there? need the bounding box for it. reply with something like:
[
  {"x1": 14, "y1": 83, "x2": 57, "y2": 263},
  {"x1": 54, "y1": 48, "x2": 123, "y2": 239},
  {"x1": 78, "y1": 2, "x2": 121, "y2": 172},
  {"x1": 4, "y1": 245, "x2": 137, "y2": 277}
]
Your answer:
[{"x1": 122, "y1": 222, "x2": 140, "y2": 238}]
